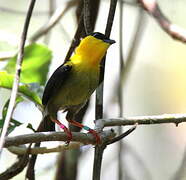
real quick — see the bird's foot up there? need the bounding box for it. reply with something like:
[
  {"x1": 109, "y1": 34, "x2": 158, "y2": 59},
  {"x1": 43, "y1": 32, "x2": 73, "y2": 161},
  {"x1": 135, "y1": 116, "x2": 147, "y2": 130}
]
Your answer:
[
  {"x1": 51, "y1": 118, "x2": 72, "y2": 145},
  {"x1": 88, "y1": 128, "x2": 101, "y2": 144},
  {"x1": 68, "y1": 119, "x2": 101, "y2": 144},
  {"x1": 59, "y1": 124, "x2": 72, "y2": 145}
]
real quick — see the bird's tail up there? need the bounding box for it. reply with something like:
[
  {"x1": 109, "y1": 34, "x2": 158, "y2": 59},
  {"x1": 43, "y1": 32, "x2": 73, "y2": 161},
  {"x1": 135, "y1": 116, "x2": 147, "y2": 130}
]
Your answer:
[
  {"x1": 38, "y1": 115, "x2": 55, "y2": 132},
  {"x1": 26, "y1": 115, "x2": 55, "y2": 179}
]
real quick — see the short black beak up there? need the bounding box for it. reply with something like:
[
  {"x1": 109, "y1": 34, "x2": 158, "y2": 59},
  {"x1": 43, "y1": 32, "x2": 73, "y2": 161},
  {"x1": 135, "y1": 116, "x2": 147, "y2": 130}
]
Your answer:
[{"x1": 103, "y1": 39, "x2": 116, "y2": 44}]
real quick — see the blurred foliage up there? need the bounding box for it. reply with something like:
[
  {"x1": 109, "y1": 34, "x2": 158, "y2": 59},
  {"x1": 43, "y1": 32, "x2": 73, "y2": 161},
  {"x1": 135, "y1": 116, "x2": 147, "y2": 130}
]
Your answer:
[
  {"x1": 0, "y1": 43, "x2": 53, "y2": 106},
  {"x1": 0, "y1": 43, "x2": 53, "y2": 133},
  {"x1": 0, "y1": 71, "x2": 42, "y2": 105},
  {"x1": 5, "y1": 43, "x2": 52, "y2": 85}
]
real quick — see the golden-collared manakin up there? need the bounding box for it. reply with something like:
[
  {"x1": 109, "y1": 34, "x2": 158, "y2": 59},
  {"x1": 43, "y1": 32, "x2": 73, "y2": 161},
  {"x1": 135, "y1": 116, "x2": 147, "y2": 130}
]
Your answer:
[{"x1": 42, "y1": 32, "x2": 115, "y2": 144}]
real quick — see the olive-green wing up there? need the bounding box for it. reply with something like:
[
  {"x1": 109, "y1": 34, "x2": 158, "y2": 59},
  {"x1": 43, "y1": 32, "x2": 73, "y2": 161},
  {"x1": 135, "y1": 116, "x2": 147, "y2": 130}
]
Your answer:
[{"x1": 42, "y1": 64, "x2": 72, "y2": 106}]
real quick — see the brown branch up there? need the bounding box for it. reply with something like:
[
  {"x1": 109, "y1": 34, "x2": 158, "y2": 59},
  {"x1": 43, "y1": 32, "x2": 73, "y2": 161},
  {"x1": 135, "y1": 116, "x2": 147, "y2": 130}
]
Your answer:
[
  {"x1": 4, "y1": 113, "x2": 186, "y2": 148},
  {"x1": 139, "y1": 0, "x2": 186, "y2": 42},
  {"x1": 0, "y1": 0, "x2": 36, "y2": 156},
  {"x1": 4, "y1": 130, "x2": 116, "y2": 148}
]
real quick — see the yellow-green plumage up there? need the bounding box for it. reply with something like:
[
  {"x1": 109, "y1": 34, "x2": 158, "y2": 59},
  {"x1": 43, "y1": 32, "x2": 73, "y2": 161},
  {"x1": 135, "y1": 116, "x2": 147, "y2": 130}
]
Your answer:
[{"x1": 47, "y1": 60, "x2": 100, "y2": 118}]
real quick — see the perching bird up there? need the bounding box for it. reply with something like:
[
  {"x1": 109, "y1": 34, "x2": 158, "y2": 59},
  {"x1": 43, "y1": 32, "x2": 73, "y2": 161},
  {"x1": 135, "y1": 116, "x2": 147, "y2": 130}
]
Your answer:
[{"x1": 42, "y1": 32, "x2": 115, "y2": 144}]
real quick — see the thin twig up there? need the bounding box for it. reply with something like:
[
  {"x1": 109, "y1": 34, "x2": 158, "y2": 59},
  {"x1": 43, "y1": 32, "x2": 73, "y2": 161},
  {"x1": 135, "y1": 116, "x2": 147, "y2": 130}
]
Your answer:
[
  {"x1": 0, "y1": 6, "x2": 48, "y2": 16},
  {"x1": 0, "y1": 51, "x2": 15, "y2": 61},
  {"x1": 98, "y1": 113, "x2": 186, "y2": 127},
  {"x1": 0, "y1": 0, "x2": 36, "y2": 158},
  {"x1": 139, "y1": 0, "x2": 186, "y2": 42},
  {"x1": 30, "y1": 0, "x2": 77, "y2": 42},
  {"x1": 107, "y1": 124, "x2": 137, "y2": 145}
]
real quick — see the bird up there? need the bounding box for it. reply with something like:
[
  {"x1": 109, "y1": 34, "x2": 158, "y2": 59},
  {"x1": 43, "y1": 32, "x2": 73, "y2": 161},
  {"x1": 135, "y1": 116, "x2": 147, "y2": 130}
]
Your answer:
[{"x1": 42, "y1": 32, "x2": 115, "y2": 144}]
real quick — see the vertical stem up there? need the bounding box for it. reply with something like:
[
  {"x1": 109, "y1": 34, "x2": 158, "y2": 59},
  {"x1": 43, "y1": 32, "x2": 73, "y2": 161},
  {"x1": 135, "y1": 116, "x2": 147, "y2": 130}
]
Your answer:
[
  {"x1": 95, "y1": 0, "x2": 118, "y2": 119},
  {"x1": 92, "y1": 145, "x2": 106, "y2": 180},
  {"x1": 0, "y1": 0, "x2": 36, "y2": 158},
  {"x1": 118, "y1": 0, "x2": 124, "y2": 179},
  {"x1": 94, "y1": 0, "x2": 118, "y2": 180}
]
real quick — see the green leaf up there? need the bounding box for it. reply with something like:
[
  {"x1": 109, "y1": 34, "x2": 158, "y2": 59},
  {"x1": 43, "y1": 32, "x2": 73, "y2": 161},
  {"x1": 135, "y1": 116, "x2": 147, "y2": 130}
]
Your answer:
[
  {"x1": 0, "y1": 97, "x2": 23, "y2": 134},
  {"x1": 0, "y1": 71, "x2": 42, "y2": 106},
  {"x1": 5, "y1": 43, "x2": 52, "y2": 85}
]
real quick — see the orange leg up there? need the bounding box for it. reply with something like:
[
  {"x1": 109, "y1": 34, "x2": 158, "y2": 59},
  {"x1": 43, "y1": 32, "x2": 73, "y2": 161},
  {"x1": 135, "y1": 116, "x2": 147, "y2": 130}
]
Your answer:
[
  {"x1": 51, "y1": 118, "x2": 72, "y2": 144},
  {"x1": 68, "y1": 120, "x2": 101, "y2": 144}
]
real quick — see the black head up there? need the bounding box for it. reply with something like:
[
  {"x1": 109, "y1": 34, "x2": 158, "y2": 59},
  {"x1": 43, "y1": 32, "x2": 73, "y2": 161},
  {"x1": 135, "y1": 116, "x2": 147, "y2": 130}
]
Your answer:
[{"x1": 89, "y1": 32, "x2": 116, "y2": 44}]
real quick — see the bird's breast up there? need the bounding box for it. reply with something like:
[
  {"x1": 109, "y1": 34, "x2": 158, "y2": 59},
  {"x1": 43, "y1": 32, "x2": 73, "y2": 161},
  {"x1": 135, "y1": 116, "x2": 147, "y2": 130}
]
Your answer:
[{"x1": 52, "y1": 65, "x2": 100, "y2": 109}]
